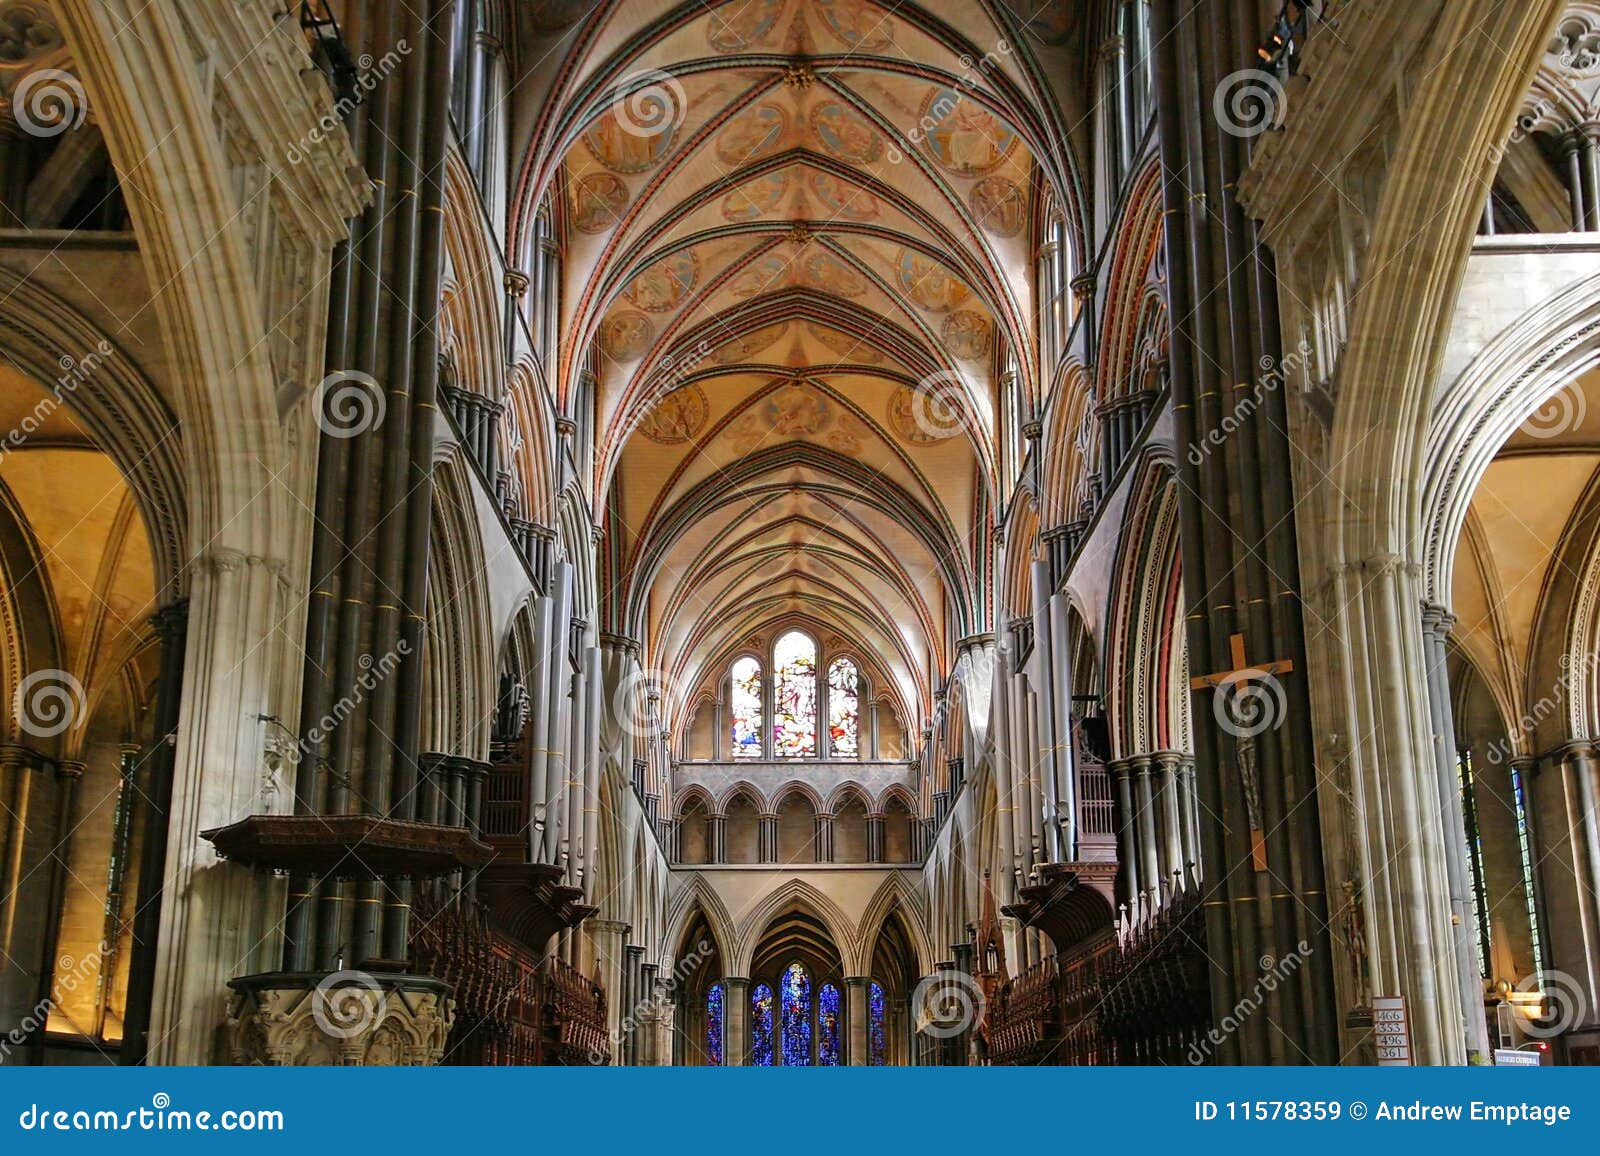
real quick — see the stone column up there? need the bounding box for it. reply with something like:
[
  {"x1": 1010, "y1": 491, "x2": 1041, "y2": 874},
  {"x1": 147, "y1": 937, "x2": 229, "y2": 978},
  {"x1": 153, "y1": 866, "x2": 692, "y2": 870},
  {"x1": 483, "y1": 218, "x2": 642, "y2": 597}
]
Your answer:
[
  {"x1": 0, "y1": 744, "x2": 38, "y2": 1033},
  {"x1": 1110, "y1": 758, "x2": 1138, "y2": 903},
  {"x1": 815, "y1": 812, "x2": 834, "y2": 862},
  {"x1": 723, "y1": 977, "x2": 749, "y2": 1066},
  {"x1": 1131, "y1": 755, "x2": 1160, "y2": 904},
  {"x1": 758, "y1": 814, "x2": 778, "y2": 863},
  {"x1": 707, "y1": 812, "x2": 726, "y2": 863},
  {"x1": 1532, "y1": 745, "x2": 1600, "y2": 1028},
  {"x1": 1419, "y1": 604, "x2": 1492, "y2": 1061},
  {"x1": 866, "y1": 814, "x2": 885, "y2": 863},
  {"x1": 588, "y1": 919, "x2": 629, "y2": 1063},
  {"x1": 1154, "y1": 751, "x2": 1185, "y2": 894},
  {"x1": 845, "y1": 976, "x2": 870, "y2": 1066}
]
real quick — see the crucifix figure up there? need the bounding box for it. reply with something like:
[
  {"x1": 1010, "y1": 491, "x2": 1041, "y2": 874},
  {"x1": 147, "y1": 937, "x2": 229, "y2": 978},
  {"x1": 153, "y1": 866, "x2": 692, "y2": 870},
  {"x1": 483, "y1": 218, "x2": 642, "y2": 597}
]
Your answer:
[{"x1": 1190, "y1": 632, "x2": 1294, "y2": 872}]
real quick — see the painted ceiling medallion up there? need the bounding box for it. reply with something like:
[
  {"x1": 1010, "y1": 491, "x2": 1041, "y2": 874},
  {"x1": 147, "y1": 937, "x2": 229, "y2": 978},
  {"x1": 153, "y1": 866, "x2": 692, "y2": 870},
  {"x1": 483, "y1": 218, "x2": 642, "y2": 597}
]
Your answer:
[
  {"x1": 897, "y1": 251, "x2": 971, "y2": 313},
  {"x1": 825, "y1": 412, "x2": 867, "y2": 455},
  {"x1": 800, "y1": 249, "x2": 866, "y2": 297},
  {"x1": 730, "y1": 252, "x2": 791, "y2": 299},
  {"x1": 722, "y1": 171, "x2": 790, "y2": 222},
  {"x1": 638, "y1": 384, "x2": 710, "y2": 444},
  {"x1": 570, "y1": 172, "x2": 630, "y2": 234},
  {"x1": 716, "y1": 102, "x2": 789, "y2": 165},
  {"x1": 816, "y1": 0, "x2": 894, "y2": 52},
  {"x1": 887, "y1": 384, "x2": 961, "y2": 445},
  {"x1": 941, "y1": 309, "x2": 993, "y2": 360},
  {"x1": 764, "y1": 381, "x2": 833, "y2": 437},
  {"x1": 919, "y1": 88, "x2": 1019, "y2": 177},
  {"x1": 968, "y1": 176, "x2": 1025, "y2": 237},
  {"x1": 708, "y1": 323, "x2": 788, "y2": 365},
  {"x1": 808, "y1": 323, "x2": 883, "y2": 364},
  {"x1": 707, "y1": 0, "x2": 785, "y2": 52},
  {"x1": 808, "y1": 171, "x2": 878, "y2": 220},
  {"x1": 598, "y1": 310, "x2": 655, "y2": 362},
  {"x1": 810, "y1": 100, "x2": 882, "y2": 164},
  {"x1": 624, "y1": 250, "x2": 700, "y2": 312},
  {"x1": 583, "y1": 102, "x2": 679, "y2": 174}
]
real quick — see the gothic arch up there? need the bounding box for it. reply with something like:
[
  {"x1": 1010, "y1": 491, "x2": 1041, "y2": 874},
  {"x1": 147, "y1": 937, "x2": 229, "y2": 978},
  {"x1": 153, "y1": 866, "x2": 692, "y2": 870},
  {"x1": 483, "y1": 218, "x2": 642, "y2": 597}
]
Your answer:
[
  {"x1": 1420, "y1": 271, "x2": 1600, "y2": 604},
  {"x1": 729, "y1": 879, "x2": 859, "y2": 978},
  {"x1": 0, "y1": 268, "x2": 186, "y2": 598},
  {"x1": 422, "y1": 451, "x2": 497, "y2": 761},
  {"x1": 857, "y1": 873, "x2": 934, "y2": 979},
  {"x1": 1104, "y1": 454, "x2": 1186, "y2": 760}
]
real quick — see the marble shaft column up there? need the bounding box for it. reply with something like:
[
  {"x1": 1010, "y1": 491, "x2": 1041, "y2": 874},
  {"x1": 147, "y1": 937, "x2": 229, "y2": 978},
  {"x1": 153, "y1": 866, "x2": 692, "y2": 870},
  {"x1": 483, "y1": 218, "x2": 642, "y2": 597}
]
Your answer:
[
  {"x1": 1150, "y1": 0, "x2": 1337, "y2": 1063},
  {"x1": 1420, "y1": 605, "x2": 1492, "y2": 1061},
  {"x1": 120, "y1": 600, "x2": 188, "y2": 1065},
  {"x1": 1028, "y1": 561, "x2": 1063, "y2": 861},
  {"x1": 1048, "y1": 592, "x2": 1078, "y2": 858},
  {"x1": 846, "y1": 976, "x2": 870, "y2": 1066},
  {"x1": 723, "y1": 977, "x2": 750, "y2": 1066},
  {"x1": 991, "y1": 638, "x2": 1018, "y2": 888}
]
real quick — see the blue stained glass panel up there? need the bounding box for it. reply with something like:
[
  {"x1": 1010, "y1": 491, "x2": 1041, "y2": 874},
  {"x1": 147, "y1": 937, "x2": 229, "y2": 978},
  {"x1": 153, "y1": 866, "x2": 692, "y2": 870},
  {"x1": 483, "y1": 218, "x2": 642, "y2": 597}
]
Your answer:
[
  {"x1": 817, "y1": 983, "x2": 842, "y2": 1065},
  {"x1": 751, "y1": 983, "x2": 775, "y2": 1066},
  {"x1": 781, "y1": 962, "x2": 812, "y2": 1066},
  {"x1": 869, "y1": 981, "x2": 886, "y2": 1066},
  {"x1": 706, "y1": 982, "x2": 724, "y2": 1066}
]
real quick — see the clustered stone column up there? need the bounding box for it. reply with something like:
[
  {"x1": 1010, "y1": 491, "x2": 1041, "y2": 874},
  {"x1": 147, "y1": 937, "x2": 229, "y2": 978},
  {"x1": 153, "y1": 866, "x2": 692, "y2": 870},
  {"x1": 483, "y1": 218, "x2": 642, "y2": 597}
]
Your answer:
[
  {"x1": 1419, "y1": 604, "x2": 1492, "y2": 1061},
  {"x1": 1530, "y1": 743, "x2": 1600, "y2": 1028}
]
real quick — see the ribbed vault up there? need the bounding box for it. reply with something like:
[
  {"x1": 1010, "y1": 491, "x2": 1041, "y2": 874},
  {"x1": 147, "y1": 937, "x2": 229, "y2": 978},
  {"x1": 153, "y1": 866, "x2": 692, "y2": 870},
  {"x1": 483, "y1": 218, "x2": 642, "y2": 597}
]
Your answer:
[{"x1": 512, "y1": 0, "x2": 1080, "y2": 742}]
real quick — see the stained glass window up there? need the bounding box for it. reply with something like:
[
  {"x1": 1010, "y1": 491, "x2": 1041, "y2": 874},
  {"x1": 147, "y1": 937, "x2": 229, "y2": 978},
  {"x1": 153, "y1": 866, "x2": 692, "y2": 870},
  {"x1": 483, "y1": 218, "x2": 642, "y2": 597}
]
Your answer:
[
  {"x1": 827, "y1": 656, "x2": 860, "y2": 758},
  {"x1": 1511, "y1": 764, "x2": 1546, "y2": 991},
  {"x1": 1457, "y1": 750, "x2": 1492, "y2": 979},
  {"x1": 730, "y1": 655, "x2": 763, "y2": 758},
  {"x1": 780, "y1": 962, "x2": 812, "y2": 1065},
  {"x1": 706, "y1": 982, "x2": 724, "y2": 1066},
  {"x1": 773, "y1": 631, "x2": 818, "y2": 757},
  {"x1": 817, "y1": 983, "x2": 842, "y2": 1065},
  {"x1": 868, "y1": 981, "x2": 886, "y2": 1066},
  {"x1": 751, "y1": 983, "x2": 775, "y2": 1066}
]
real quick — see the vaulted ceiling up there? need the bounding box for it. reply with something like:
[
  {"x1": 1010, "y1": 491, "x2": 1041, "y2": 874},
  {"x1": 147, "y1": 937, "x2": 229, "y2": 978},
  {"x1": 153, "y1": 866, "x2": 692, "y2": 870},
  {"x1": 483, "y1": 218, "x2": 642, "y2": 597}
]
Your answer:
[{"x1": 513, "y1": 0, "x2": 1081, "y2": 731}]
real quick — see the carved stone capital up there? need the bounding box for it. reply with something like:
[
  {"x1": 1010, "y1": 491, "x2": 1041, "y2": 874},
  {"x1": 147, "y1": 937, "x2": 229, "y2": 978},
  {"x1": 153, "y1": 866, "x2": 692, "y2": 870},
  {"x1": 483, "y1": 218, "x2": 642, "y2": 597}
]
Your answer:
[{"x1": 225, "y1": 970, "x2": 455, "y2": 1067}]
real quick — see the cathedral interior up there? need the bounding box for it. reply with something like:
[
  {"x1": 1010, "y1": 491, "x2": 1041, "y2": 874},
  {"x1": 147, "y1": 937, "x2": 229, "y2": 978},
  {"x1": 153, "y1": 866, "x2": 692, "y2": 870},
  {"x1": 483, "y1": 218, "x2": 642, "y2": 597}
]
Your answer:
[{"x1": 0, "y1": 0, "x2": 1598, "y2": 1068}]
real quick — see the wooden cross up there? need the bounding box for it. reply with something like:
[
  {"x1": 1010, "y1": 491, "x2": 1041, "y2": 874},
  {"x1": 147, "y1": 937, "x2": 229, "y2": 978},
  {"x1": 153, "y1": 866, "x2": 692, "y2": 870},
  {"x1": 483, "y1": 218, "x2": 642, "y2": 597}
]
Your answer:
[{"x1": 1190, "y1": 633, "x2": 1294, "y2": 872}]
